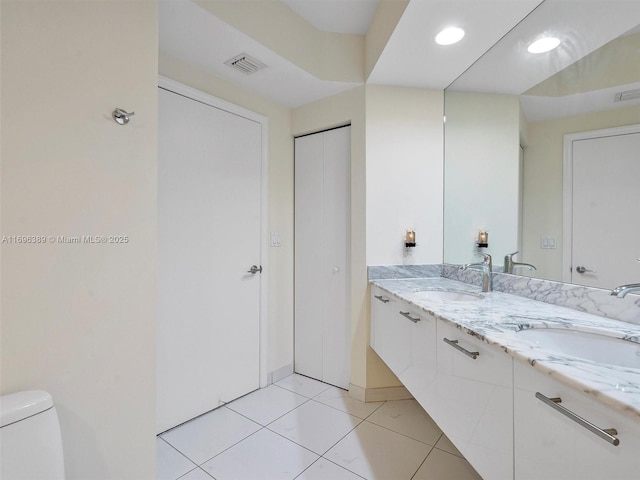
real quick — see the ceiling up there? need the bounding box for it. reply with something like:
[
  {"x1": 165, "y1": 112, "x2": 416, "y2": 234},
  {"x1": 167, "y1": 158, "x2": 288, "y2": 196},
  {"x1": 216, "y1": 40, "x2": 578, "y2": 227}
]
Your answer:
[
  {"x1": 159, "y1": 0, "x2": 640, "y2": 113},
  {"x1": 281, "y1": 0, "x2": 380, "y2": 35}
]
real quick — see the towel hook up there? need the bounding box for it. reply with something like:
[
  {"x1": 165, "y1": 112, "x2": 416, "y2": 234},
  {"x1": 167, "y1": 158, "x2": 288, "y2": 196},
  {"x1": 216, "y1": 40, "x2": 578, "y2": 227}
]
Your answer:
[{"x1": 112, "y1": 108, "x2": 135, "y2": 125}]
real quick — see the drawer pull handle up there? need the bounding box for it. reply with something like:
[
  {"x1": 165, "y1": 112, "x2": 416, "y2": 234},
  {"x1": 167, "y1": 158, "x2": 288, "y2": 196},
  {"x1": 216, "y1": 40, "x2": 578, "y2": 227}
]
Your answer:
[
  {"x1": 399, "y1": 311, "x2": 420, "y2": 323},
  {"x1": 443, "y1": 338, "x2": 479, "y2": 359},
  {"x1": 535, "y1": 392, "x2": 620, "y2": 446},
  {"x1": 374, "y1": 295, "x2": 390, "y2": 304}
]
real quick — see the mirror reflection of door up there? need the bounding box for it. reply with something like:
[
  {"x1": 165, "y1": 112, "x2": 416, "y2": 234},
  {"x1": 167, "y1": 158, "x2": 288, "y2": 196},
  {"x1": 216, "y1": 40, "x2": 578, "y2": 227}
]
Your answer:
[{"x1": 564, "y1": 126, "x2": 640, "y2": 289}]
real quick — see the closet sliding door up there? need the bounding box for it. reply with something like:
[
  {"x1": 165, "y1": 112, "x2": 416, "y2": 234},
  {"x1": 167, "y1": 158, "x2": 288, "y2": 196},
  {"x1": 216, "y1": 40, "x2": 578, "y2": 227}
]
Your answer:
[{"x1": 294, "y1": 126, "x2": 350, "y2": 389}]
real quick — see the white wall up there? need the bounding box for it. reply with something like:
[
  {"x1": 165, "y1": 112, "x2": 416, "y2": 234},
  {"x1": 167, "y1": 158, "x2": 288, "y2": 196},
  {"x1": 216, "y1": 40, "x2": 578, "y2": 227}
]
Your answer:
[
  {"x1": 444, "y1": 92, "x2": 521, "y2": 266},
  {"x1": 365, "y1": 86, "x2": 444, "y2": 266},
  {"x1": 1, "y1": 2, "x2": 158, "y2": 479},
  {"x1": 159, "y1": 54, "x2": 294, "y2": 375}
]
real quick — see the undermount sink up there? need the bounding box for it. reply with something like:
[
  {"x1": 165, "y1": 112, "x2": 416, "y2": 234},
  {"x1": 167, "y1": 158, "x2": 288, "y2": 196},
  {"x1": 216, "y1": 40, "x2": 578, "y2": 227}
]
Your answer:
[
  {"x1": 412, "y1": 289, "x2": 484, "y2": 303},
  {"x1": 517, "y1": 328, "x2": 640, "y2": 369}
]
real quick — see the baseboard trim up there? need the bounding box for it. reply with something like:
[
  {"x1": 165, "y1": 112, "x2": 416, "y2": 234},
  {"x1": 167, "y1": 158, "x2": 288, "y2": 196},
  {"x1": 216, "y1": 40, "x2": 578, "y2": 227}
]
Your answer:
[
  {"x1": 267, "y1": 363, "x2": 294, "y2": 385},
  {"x1": 348, "y1": 384, "x2": 413, "y2": 403}
]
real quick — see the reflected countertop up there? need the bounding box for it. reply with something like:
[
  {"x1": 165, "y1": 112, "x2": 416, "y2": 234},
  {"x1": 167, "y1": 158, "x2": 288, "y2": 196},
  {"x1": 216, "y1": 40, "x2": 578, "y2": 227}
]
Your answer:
[{"x1": 371, "y1": 276, "x2": 640, "y2": 420}]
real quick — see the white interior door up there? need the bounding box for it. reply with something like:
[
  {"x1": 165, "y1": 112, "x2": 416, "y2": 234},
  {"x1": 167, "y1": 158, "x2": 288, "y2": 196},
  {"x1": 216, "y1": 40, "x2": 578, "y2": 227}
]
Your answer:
[
  {"x1": 294, "y1": 126, "x2": 350, "y2": 389},
  {"x1": 157, "y1": 85, "x2": 263, "y2": 433},
  {"x1": 565, "y1": 127, "x2": 640, "y2": 288}
]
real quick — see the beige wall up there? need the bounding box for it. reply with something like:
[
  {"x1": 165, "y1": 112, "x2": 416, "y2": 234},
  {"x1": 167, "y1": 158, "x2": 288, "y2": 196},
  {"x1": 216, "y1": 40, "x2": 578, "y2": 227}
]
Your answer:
[
  {"x1": 522, "y1": 105, "x2": 640, "y2": 281},
  {"x1": 159, "y1": 54, "x2": 295, "y2": 375},
  {"x1": 1, "y1": 2, "x2": 158, "y2": 479},
  {"x1": 444, "y1": 92, "x2": 521, "y2": 265}
]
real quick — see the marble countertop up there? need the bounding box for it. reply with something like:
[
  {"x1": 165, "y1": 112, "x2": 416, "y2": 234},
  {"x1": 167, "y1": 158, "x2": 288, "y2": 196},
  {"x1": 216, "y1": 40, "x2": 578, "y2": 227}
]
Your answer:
[{"x1": 370, "y1": 277, "x2": 640, "y2": 420}]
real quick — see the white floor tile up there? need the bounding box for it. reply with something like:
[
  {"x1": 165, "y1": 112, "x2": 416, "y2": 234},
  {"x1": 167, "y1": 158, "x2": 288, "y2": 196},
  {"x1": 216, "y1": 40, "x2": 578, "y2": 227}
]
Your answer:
[
  {"x1": 366, "y1": 399, "x2": 442, "y2": 446},
  {"x1": 276, "y1": 373, "x2": 332, "y2": 398},
  {"x1": 268, "y1": 400, "x2": 361, "y2": 454},
  {"x1": 226, "y1": 384, "x2": 309, "y2": 425},
  {"x1": 156, "y1": 438, "x2": 197, "y2": 480},
  {"x1": 412, "y1": 448, "x2": 482, "y2": 480},
  {"x1": 313, "y1": 386, "x2": 383, "y2": 419},
  {"x1": 324, "y1": 421, "x2": 432, "y2": 480},
  {"x1": 160, "y1": 407, "x2": 261, "y2": 465},
  {"x1": 179, "y1": 468, "x2": 215, "y2": 480},
  {"x1": 201, "y1": 428, "x2": 318, "y2": 480},
  {"x1": 296, "y1": 458, "x2": 365, "y2": 480},
  {"x1": 434, "y1": 434, "x2": 463, "y2": 458}
]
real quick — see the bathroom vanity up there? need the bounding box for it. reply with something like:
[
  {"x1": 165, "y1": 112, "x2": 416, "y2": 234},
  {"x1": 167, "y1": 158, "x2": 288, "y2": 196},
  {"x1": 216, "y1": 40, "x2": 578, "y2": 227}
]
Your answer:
[{"x1": 370, "y1": 276, "x2": 640, "y2": 480}]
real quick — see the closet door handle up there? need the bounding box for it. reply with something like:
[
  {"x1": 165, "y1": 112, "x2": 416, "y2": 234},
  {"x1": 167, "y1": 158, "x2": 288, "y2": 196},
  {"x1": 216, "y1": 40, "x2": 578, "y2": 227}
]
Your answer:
[
  {"x1": 374, "y1": 295, "x2": 390, "y2": 304},
  {"x1": 399, "y1": 311, "x2": 420, "y2": 323},
  {"x1": 535, "y1": 392, "x2": 620, "y2": 446},
  {"x1": 443, "y1": 338, "x2": 479, "y2": 359}
]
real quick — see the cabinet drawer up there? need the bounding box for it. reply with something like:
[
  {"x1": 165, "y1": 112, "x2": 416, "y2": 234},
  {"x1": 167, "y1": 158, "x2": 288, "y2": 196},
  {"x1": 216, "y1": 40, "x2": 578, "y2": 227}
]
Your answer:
[
  {"x1": 436, "y1": 320, "x2": 514, "y2": 480},
  {"x1": 402, "y1": 309, "x2": 437, "y2": 414},
  {"x1": 514, "y1": 361, "x2": 640, "y2": 480}
]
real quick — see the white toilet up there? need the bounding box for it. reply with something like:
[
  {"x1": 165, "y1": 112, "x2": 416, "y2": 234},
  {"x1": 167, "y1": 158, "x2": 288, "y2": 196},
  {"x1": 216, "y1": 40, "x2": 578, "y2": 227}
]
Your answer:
[{"x1": 0, "y1": 390, "x2": 65, "y2": 479}]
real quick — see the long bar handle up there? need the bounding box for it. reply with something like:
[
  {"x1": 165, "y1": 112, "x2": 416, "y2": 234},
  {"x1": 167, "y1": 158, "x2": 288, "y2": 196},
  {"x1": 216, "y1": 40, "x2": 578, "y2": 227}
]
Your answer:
[
  {"x1": 399, "y1": 311, "x2": 420, "y2": 323},
  {"x1": 374, "y1": 295, "x2": 390, "y2": 304},
  {"x1": 443, "y1": 338, "x2": 479, "y2": 359},
  {"x1": 535, "y1": 392, "x2": 620, "y2": 446}
]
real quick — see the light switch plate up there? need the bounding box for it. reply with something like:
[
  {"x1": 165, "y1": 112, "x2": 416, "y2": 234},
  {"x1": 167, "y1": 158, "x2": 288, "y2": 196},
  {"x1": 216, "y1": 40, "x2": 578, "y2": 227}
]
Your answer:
[{"x1": 270, "y1": 232, "x2": 281, "y2": 247}]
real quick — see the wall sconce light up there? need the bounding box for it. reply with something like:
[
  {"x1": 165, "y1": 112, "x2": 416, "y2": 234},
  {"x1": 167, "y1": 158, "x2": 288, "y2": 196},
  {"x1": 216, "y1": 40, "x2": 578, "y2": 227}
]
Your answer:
[
  {"x1": 477, "y1": 231, "x2": 489, "y2": 248},
  {"x1": 405, "y1": 230, "x2": 416, "y2": 248}
]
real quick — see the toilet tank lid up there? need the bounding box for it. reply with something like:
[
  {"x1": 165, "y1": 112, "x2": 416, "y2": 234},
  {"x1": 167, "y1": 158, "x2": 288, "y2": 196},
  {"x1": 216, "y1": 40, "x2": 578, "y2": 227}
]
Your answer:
[{"x1": 0, "y1": 390, "x2": 55, "y2": 428}]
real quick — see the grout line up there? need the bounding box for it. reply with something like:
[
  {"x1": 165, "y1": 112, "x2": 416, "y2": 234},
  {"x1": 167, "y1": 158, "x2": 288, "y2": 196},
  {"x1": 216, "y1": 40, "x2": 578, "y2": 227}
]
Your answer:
[
  {"x1": 175, "y1": 466, "x2": 200, "y2": 480},
  {"x1": 314, "y1": 416, "x2": 365, "y2": 457},
  {"x1": 307, "y1": 397, "x2": 371, "y2": 421},
  {"x1": 361, "y1": 417, "x2": 441, "y2": 447},
  {"x1": 292, "y1": 457, "x2": 324, "y2": 480},
  {"x1": 191, "y1": 427, "x2": 266, "y2": 467},
  {"x1": 409, "y1": 442, "x2": 437, "y2": 480},
  {"x1": 361, "y1": 399, "x2": 386, "y2": 420},
  {"x1": 317, "y1": 457, "x2": 369, "y2": 480},
  {"x1": 157, "y1": 436, "x2": 198, "y2": 471},
  {"x1": 263, "y1": 426, "x2": 322, "y2": 457},
  {"x1": 176, "y1": 466, "x2": 216, "y2": 480}
]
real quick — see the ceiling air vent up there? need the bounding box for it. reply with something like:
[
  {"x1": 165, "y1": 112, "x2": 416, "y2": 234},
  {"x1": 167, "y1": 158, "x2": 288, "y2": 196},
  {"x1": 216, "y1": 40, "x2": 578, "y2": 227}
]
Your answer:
[
  {"x1": 224, "y1": 53, "x2": 268, "y2": 75},
  {"x1": 614, "y1": 88, "x2": 640, "y2": 103}
]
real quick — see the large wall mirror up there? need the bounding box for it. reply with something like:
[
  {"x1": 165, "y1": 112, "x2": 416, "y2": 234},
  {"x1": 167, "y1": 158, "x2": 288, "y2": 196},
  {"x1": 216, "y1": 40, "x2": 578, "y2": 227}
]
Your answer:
[{"x1": 443, "y1": 0, "x2": 640, "y2": 290}]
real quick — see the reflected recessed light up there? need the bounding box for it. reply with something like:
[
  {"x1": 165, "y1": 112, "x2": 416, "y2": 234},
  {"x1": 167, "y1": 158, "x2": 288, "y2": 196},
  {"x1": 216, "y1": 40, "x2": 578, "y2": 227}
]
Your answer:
[
  {"x1": 527, "y1": 37, "x2": 561, "y2": 54},
  {"x1": 435, "y1": 27, "x2": 465, "y2": 46}
]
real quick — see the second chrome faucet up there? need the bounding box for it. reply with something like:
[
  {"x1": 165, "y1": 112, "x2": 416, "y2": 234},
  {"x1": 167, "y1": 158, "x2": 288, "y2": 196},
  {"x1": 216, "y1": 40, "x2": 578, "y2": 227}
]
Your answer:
[
  {"x1": 504, "y1": 251, "x2": 536, "y2": 274},
  {"x1": 461, "y1": 253, "x2": 493, "y2": 292}
]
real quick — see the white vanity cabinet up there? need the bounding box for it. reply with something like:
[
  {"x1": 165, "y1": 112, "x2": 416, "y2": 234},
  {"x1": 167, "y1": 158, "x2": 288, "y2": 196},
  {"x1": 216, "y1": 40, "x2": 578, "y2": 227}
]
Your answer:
[
  {"x1": 514, "y1": 361, "x2": 640, "y2": 480},
  {"x1": 401, "y1": 305, "x2": 438, "y2": 416},
  {"x1": 436, "y1": 321, "x2": 514, "y2": 480},
  {"x1": 370, "y1": 286, "x2": 408, "y2": 374},
  {"x1": 370, "y1": 286, "x2": 426, "y2": 379}
]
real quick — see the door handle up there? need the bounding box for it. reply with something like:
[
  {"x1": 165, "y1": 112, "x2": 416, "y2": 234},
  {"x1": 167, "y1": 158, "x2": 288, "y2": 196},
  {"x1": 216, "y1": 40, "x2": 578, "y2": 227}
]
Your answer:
[
  {"x1": 575, "y1": 266, "x2": 597, "y2": 274},
  {"x1": 247, "y1": 265, "x2": 262, "y2": 274}
]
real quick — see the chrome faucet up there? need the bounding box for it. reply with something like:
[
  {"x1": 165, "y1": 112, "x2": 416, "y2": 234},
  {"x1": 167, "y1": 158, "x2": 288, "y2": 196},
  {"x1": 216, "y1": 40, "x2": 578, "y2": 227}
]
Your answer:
[
  {"x1": 461, "y1": 253, "x2": 493, "y2": 292},
  {"x1": 504, "y1": 251, "x2": 537, "y2": 274},
  {"x1": 611, "y1": 259, "x2": 640, "y2": 298},
  {"x1": 611, "y1": 284, "x2": 640, "y2": 298}
]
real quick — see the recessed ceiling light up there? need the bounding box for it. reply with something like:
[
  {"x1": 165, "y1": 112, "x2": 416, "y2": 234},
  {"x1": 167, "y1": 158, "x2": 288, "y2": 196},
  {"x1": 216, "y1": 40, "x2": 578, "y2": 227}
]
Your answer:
[
  {"x1": 527, "y1": 37, "x2": 561, "y2": 54},
  {"x1": 435, "y1": 27, "x2": 465, "y2": 46}
]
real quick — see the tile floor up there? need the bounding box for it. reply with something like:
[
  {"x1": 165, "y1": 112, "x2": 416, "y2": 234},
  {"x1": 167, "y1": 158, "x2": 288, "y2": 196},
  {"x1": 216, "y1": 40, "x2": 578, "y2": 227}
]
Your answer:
[{"x1": 157, "y1": 374, "x2": 482, "y2": 480}]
